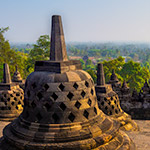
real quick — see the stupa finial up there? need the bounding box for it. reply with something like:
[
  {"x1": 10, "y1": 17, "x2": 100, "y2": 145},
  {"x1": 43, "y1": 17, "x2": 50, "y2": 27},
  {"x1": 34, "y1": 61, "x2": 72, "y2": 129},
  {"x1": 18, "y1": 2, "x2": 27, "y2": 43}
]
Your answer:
[
  {"x1": 50, "y1": 15, "x2": 68, "y2": 61},
  {"x1": 15, "y1": 65, "x2": 18, "y2": 72},
  {"x1": 3, "y1": 63, "x2": 11, "y2": 83},
  {"x1": 97, "y1": 63, "x2": 105, "y2": 86}
]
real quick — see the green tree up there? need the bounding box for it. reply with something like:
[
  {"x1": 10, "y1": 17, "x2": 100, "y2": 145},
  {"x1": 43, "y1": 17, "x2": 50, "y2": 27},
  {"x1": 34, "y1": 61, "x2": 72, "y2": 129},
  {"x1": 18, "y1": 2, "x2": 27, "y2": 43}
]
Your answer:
[
  {"x1": 27, "y1": 35, "x2": 50, "y2": 74},
  {"x1": 102, "y1": 56, "x2": 125, "y2": 82},
  {"x1": 0, "y1": 27, "x2": 28, "y2": 81},
  {"x1": 86, "y1": 69, "x2": 97, "y2": 83},
  {"x1": 120, "y1": 60, "x2": 150, "y2": 91}
]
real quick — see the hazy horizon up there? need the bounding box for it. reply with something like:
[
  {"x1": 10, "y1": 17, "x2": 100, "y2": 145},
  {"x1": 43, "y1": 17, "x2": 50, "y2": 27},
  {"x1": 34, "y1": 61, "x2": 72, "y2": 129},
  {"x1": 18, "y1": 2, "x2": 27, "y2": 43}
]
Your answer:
[{"x1": 1, "y1": 0, "x2": 150, "y2": 43}]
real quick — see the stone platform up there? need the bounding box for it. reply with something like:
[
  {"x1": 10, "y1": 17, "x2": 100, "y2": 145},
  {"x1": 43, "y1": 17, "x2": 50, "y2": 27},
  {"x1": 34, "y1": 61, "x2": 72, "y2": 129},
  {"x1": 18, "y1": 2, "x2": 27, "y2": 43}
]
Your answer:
[{"x1": 0, "y1": 120, "x2": 150, "y2": 150}]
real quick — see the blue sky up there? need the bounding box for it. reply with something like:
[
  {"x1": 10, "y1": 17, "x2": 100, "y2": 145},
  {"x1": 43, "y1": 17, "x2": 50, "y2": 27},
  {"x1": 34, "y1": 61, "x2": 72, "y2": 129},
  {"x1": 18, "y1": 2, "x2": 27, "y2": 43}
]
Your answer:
[{"x1": 1, "y1": 0, "x2": 150, "y2": 43}]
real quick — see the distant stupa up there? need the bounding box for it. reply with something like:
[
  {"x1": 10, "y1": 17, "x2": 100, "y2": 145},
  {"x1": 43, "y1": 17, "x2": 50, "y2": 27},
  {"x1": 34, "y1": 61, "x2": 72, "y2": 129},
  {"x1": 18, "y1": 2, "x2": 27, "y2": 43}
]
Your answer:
[
  {"x1": 0, "y1": 16, "x2": 135, "y2": 150},
  {"x1": 95, "y1": 63, "x2": 139, "y2": 131},
  {"x1": 12, "y1": 66, "x2": 25, "y2": 90},
  {"x1": 12, "y1": 66, "x2": 22, "y2": 82},
  {"x1": 0, "y1": 63, "x2": 24, "y2": 121}
]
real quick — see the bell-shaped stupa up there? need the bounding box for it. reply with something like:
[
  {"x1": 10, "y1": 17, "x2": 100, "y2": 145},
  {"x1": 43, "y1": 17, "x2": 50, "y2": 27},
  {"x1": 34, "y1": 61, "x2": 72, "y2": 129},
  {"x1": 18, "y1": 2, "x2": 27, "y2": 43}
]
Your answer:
[
  {"x1": 0, "y1": 16, "x2": 135, "y2": 150},
  {"x1": 108, "y1": 69, "x2": 121, "y2": 95},
  {"x1": 141, "y1": 80, "x2": 150, "y2": 94},
  {"x1": 12, "y1": 66, "x2": 25, "y2": 90},
  {"x1": 95, "y1": 63, "x2": 139, "y2": 131},
  {"x1": 12, "y1": 66, "x2": 22, "y2": 82},
  {"x1": 0, "y1": 63, "x2": 24, "y2": 121}
]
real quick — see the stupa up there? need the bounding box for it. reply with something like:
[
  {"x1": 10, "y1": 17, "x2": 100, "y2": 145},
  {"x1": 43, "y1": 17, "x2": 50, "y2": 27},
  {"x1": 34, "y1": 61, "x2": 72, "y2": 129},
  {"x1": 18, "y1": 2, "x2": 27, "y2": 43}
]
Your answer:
[
  {"x1": 12, "y1": 66, "x2": 25, "y2": 90},
  {"x1": 141, "y1": 81, "x2": 150, "y2": 108},
  {"x1": 12, "y1": 66, "x2": 22, "y2": 82},
  {"x1": 95, "y1": 63, "x2": 139, "y2": 131},
  {"x1": 108, "y1": 69, "x2": 121, "y2": 96},
  {"x1": 0, "y1": 63, "x2": 24, "y2": 121},
  {"x1": 0, "y1": 15, "x2": 135, "y2": 149},
  {"x1": 141, "y1": 80, "x2": 150, "y2": 95}
]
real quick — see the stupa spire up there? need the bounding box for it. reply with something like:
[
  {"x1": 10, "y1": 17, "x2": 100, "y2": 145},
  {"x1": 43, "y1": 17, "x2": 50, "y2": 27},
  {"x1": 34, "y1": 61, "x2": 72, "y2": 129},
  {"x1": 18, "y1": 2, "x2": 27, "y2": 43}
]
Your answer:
[
  {"x1": 97, "y1": 63, "x2": 105, "y2": 86},
  {"x1": 122, "y1": 80, "x2": 128, "y2": 88},
  {"x1": 15, "y1": 65, "x2": 18, "y2": 72},
  {"x1": 3, "y1": 63, "x2": 11, "y2": 83},
  {"x1": 50, "y1": 15, "x2": 68, "y2": 61}
]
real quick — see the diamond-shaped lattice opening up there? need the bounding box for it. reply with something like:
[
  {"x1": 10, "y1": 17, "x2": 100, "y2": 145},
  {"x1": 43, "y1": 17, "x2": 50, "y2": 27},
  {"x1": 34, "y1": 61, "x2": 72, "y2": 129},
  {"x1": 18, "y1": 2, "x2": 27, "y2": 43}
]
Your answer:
[
  {"x1": 83, "y1": 110, "x2": 89, "y2": 119},
  {"x1": 31, "y1": 101, "x2": 36, "y2": 109},
  {"x1": 105, "y1": 106, "x2": 108, "y2": 110},
  {"x1": 101, "y1": 101, "x2": 104, "y2": 106},
  {"x1": 75, "y1": 101, "x2": 81, "y2": 109},
  {"x1": 52, "y1": 113, "x2": 59, "y2": 123},
  {"x1": 94, "y1": 107, "x2": 97, "y2": 114},
  {"x1": 36, "y1": 113, "x2": 42, "y2": 121},
  {"x1": 115, "y1": 109, "x2": 118, "y2": 114},
  {"x1": 81, "y1": 90, "x2": 86, "y2": 98},
  {"x1": 111, "y1": 97, "x2": 113, "y2": 100},
  {"x1": 4, "y1": 94, "x2": 6, "y2": 98},
  {"x1": 5, "y1": 102, "x2": 7, "y2": 105},
  {"x1": 91, "y1": 89, "x2": 94, "y2": 95},
  {"x1": 51, "y1": 92, "x2": 58, "y2": 101},
  {"x1": 37, "y1": 92, "x2": 43, "y2": 100},
  {"x1": 16, "y1": 106, "x2": 18, "y2": 110},
  {"x1": 87, "y1": 99, "x2": 92, "y2": 106},
  {"x1": 16, "y1": 93, "x2": 20, "y2": 96},
  {"x1": 11, "y1": 102, "x2": 15, "y2": 106},
  {"x1": 14, "y1": 97, "x2": 17, "y2": 101},
  {"x1": 44, "y1": 103, "x2": 51, "y2": 111},
  {"x1": 67, "y1": 92, "x2": 74, "y2": 100},
  {"x1": 112, "y1": 105, "x2": 114, "y2": 109},
  {"x1": 110, "y1": 111, "x2": 112, "y2": 115},
  {"x1": 8, "y1": 106, "x2": 11, "y2": 110},
  {"x1": 59, "y1": 83, "x2": 65, "y2": 91},
  {"x1": 7, "y1": 97, "x2": 10, "y2": 101},
  {"x1": 44, "y1": 84, "x2": 49, "y2": 91},
  {"x1": 18, "y1": 101, "x2": 21, "y2": 104},
  {"x1": 10, "y1": 94, "x2": 13, "y2": 97},
  {"x1": 108, "y1": 101, "x2": 111, "y2": 105},
  {"x1": 104, "y1": 97, "x2": 107, "y2": 101},
  {"x1": 99, "y1": 106, "x2": 101, "y2": 109},
  {"x1": 85, "y1": 81, "x2": 89, "y2": 87},
  {"x1": 32, "y1": 82, "x2": 37, "y2": 89},
  {"x1": 68, "y1": 112, "x2": 75, "y2": 122},
  {"x1": 73, "y1": 82, "x2": 78, "y2": 90},
  {"x1": 59, "y1": 102, "x2": 67, "y2": 111},
  {"x1": 114, "y1": 100, "x2": 116, "y2": 104}
]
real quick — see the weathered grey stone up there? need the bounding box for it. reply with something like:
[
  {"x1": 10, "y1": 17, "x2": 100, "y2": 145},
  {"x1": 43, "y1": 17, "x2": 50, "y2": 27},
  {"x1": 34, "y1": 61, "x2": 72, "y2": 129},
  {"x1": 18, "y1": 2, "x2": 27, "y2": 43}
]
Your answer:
[
  {"x1": 3, "y1": 63, "x2": 11, "y2": 83},
  {"x1": 96, "y1": 63, "x2": 139, "y2": 131},
  {"x1": 0, "y1": 15, "x2": 136, "y2": 150},
  {"x1": 0, "y1": 64, "x2": 24, "y2": 121}
]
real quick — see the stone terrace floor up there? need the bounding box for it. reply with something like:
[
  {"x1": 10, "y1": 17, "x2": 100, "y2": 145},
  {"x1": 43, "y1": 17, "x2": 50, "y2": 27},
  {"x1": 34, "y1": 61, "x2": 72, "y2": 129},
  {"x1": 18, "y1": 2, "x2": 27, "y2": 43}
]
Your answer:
[{"x1": 0, "y1": 120, "x2": 150, "y2": 150}]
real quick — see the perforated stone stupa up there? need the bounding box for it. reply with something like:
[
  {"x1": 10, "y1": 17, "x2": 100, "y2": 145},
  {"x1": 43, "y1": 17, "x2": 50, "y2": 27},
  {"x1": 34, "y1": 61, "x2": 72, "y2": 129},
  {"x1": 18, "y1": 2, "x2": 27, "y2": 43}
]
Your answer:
[
  {"x1": 0, "y1": 15, "x2": 135, "y2": 150},
  {"x1": 108, "y1": 69, "x2": 121, "y2": 95},
  {"x1": 12, "y1": 66, "x2": 25, "y2": 90},
  {"x1": 95, "y1": 63, "x2": 139, "y2": 131},
  {"x1": 12, "y1": 66, "x2": 23, "y2": 82},
  {"x1": 0, "y1": 63, "x2": 24, "y2": 121}
]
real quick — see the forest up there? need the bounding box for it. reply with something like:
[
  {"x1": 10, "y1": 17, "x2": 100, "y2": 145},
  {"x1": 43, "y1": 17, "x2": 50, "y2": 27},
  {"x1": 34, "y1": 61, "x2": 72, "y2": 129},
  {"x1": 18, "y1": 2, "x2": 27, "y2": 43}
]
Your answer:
[{"x1": 1, "y1": 27, "x2": 150, "y2": 92}]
